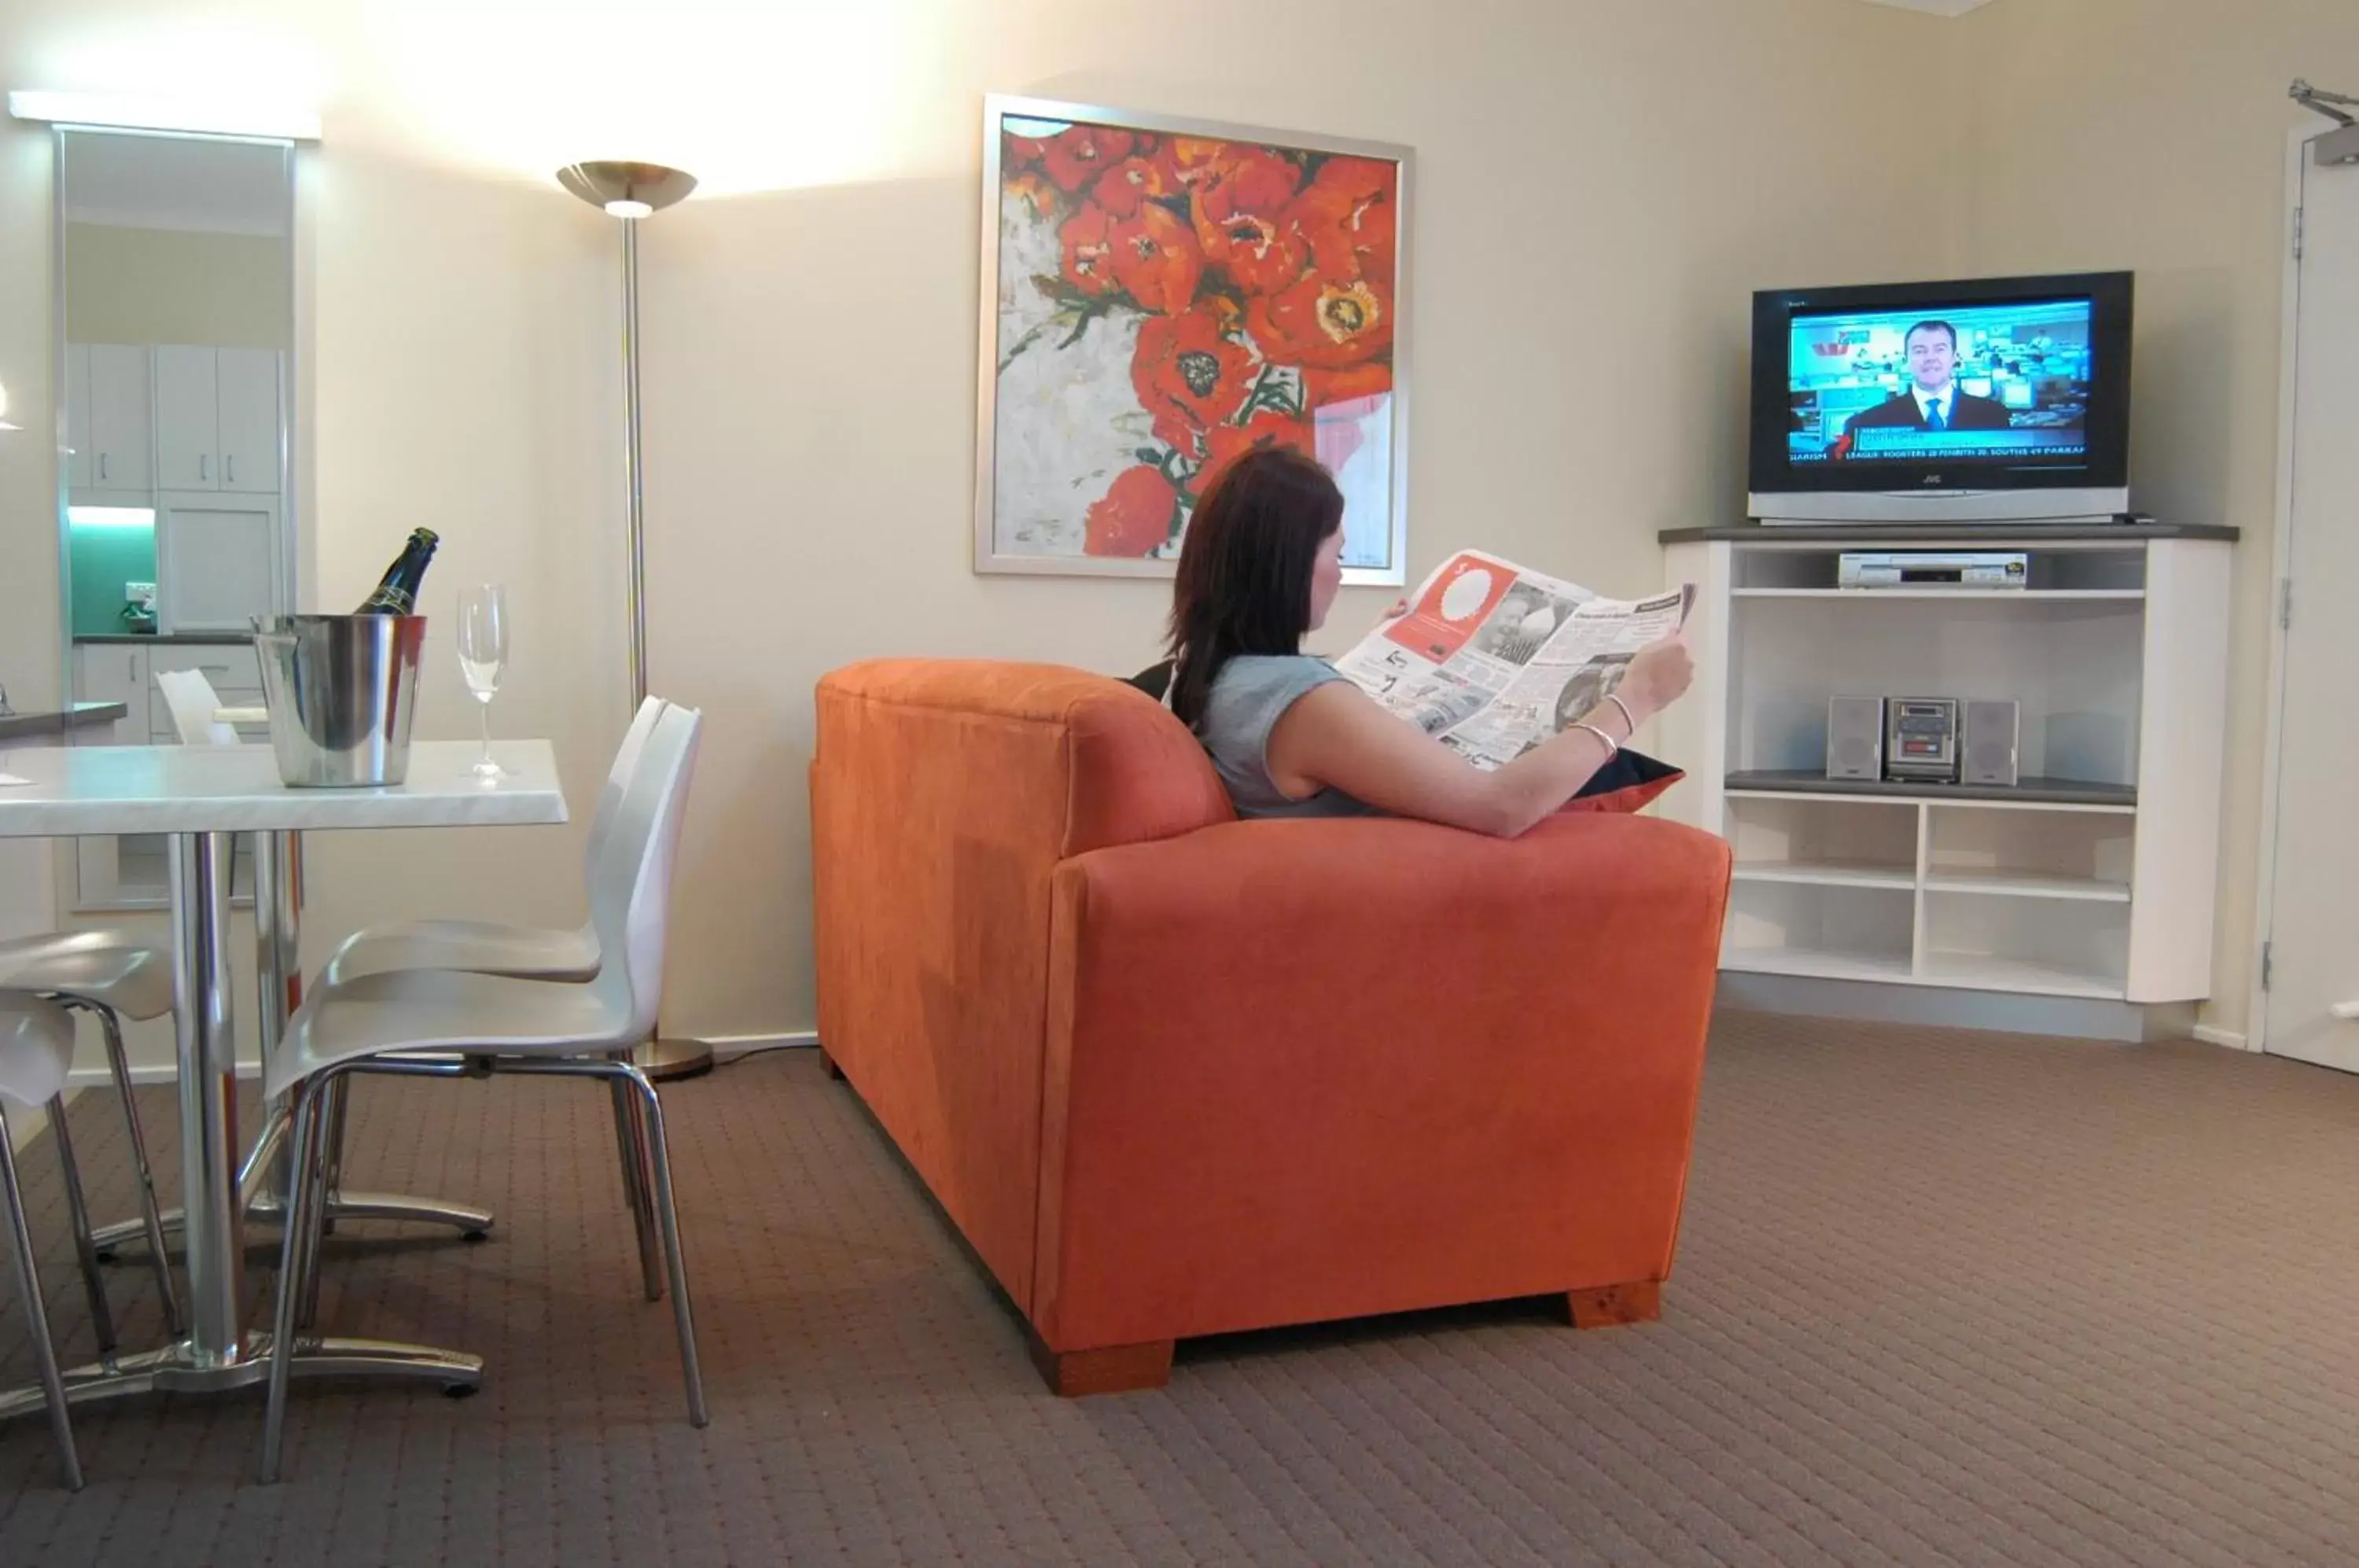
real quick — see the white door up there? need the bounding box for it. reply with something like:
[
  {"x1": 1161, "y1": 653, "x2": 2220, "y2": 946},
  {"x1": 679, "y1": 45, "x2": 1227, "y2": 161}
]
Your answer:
[
  {"x1": 2261, "y1": 138, "x2": 2359, "y2": 1069},
  {"x1": 63, "y1": 343, "x2": 92, "y2": 491},
  {"x1": 155, "y1": 495, "x2": 281, "y2": 633},
  {"x1": 215, "y1": 348, "x2": 280, "y2": 494},
  {"x1": 84, "y1": 344, "x2": 153, "y2": 493},
  {"x1": 153, "y1": 345, "x2": 220, "y2": 491}
]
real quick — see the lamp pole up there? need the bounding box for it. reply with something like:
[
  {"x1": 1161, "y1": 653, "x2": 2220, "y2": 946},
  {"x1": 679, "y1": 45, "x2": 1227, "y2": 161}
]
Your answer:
[
  {"x1": 557, "y1": 160, "x2": 710, "y2": 1081},
  {"x1": 624, "y1": 213, "x2": 649, "y2": 710}
]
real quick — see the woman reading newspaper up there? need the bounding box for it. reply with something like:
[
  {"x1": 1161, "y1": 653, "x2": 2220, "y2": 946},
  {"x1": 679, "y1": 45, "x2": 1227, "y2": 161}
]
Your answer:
[{"x1": 1152, "y1": 448, "x2": 1695, "y2": 834}]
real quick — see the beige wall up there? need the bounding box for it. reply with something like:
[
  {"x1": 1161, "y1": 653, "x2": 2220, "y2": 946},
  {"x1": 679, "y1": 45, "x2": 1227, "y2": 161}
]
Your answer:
[
  {"x1": 64, "y1": 223, "x2": 291, "y2": 348},
  {"x1": 0, "y1": 0, "x2": 1959, "y2": 1069},
  {"x1": 634, "y1": 0, "x2": 1965, "y2": 1035},
  {"x1": 1956, "y1": 0, "x2": 2359, "y2": 1038},
  {"x1": 3, "y1": 0, "x2": 2324, "y2": 1064}
]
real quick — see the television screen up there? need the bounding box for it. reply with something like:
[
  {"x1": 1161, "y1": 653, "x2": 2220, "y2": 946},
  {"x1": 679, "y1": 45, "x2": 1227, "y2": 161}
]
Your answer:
[
  {"x1": 1747, "y1": 271, "x2": 2133, "y2": 521},
  {"x1": 1787, "y1": 300, "x2": 2094, "y2": 466}
]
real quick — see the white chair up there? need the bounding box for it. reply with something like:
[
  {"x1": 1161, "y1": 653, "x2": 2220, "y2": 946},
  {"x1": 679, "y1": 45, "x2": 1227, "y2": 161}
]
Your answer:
[
  {"x1": 259, "y1": 703, "x2": 708, "y2": 1483},
  {"x1": 318, "y1": 695, "x2": 670, "y2": 987},
  {"x1": 312, "y1": 696, "x2": 673, "y2": 1290},
  {"x1": 1, "y1": 996, "x2": 132, "y2": 1491},
  {"x1": 152, "y1": 665, "x2": 241, "y2": 746},
  {"x1": 0, "y1": 939, "x2": 182, "y2": 1331},
  {"x1": 0, "y1": 665, "x2": 250, "y2": 1324}
]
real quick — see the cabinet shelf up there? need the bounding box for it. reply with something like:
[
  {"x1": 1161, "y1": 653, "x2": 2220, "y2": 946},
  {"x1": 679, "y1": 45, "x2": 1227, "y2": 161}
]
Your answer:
[
  {"x1": 1724, "y1": 771, "x2": 2137, "y2": 811},
  {"x1": 1720, "y1": 947, "x2": 1916, "y2": 985},
  {"x1": 1732, "y1": 861, "x2": 1915, "y2": 890},
  {"x1": 1916, "y1": 951, "x2": 2125, "y2": 1000},
  {"x1": 1923, "y1": 870, "x2": 2129, "y2": 903}
]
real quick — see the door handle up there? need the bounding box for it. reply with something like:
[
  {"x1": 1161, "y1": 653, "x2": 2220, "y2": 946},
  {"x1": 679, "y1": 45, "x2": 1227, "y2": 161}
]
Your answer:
[
  {"x1": 2333, "y1": 1002, "x2": 2359, "y2": 1020},
  {"x1": 226, "y1": 455, "x2": 236, "y2": 484},
  {"x1": 100, "y1": 451, "x2": 109, "y2": 481},
  {"x1": 200, "y1": 455, "x2": 210, "y2": 482}
]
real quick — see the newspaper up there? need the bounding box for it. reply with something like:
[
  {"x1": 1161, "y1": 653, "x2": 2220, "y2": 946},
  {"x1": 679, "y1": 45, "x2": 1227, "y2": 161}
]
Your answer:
[{"x1": 1330, "y1": 550, "x2": 1695, "y2": 771}]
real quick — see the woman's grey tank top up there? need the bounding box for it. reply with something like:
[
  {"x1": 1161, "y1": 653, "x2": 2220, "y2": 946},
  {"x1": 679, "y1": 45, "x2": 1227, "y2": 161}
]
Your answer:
[{"x1": 1193, "y1": 654, "x2": 1382, "y2": 819}]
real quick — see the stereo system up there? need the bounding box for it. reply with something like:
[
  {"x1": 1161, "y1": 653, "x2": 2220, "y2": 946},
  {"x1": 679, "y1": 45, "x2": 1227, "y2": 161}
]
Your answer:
[
  {"x1": 1826, "y1": 698, "x2": 2019, "y2": 787},
  {"x1": 1825, "y1": 697, "x2": 1884, "y2": 782},
  {"x1": 1837, "y1": 550, "x2": 2030, "y2": 590}
]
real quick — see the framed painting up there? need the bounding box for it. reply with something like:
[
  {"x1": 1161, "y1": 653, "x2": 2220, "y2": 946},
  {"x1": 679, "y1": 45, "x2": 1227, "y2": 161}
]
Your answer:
[{"x1": 973, "y1": 94, "x2": 1411, "y2": 584}]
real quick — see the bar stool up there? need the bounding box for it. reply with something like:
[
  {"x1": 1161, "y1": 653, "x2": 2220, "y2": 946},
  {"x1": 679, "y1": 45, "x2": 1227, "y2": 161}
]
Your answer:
[
  {"x1": 0, "y1": 939, "x2": 183, "y2": 1332},
  {"x1": 0, "y1": 996, "x2": 127, "y2": 1491}
]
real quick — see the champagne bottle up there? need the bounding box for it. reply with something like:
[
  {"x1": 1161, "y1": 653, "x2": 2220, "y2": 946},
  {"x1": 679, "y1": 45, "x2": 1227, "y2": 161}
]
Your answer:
[{"x1": 355, "y1": 528, "x2": 440, "y2": 614}]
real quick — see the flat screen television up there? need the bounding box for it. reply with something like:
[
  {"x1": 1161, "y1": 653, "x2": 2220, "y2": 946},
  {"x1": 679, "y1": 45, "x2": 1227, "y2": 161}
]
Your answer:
[{"x1": 1746, "y1": 270, "x2": 2133, "y2": 525}]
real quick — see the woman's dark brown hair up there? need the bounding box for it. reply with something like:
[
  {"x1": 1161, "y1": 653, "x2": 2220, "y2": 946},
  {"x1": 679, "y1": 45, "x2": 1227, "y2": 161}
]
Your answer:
[{"x1": 1164, "y1": 447, "x2": 1344, "y2": 729}]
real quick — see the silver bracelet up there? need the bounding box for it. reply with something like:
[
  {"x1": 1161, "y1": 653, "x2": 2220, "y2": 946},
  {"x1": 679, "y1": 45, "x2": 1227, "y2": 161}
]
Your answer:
[
  {"x1": 1572, "y1": 721, "x2": 1620, "y2": 756},
  {"x1": 1606, "y1": 694, "x2": 1638, "y2": 734}
]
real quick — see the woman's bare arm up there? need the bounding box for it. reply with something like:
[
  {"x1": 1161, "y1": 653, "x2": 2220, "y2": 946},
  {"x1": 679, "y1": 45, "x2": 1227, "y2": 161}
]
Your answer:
[{"x1": 1265, "y1": 634, "x2": 1695, "y2": 837}]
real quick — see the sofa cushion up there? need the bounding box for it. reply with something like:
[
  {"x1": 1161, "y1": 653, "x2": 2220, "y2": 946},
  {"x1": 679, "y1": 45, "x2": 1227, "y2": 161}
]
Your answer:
[{"x1": 819, "y1": 659, "x2": 1235, "y2": 856}]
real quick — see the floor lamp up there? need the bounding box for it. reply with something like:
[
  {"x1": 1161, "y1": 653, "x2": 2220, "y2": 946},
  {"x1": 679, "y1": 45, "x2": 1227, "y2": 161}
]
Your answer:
[{"x1": 558, "y1": 159, "x2": 712, "y2": 1082}]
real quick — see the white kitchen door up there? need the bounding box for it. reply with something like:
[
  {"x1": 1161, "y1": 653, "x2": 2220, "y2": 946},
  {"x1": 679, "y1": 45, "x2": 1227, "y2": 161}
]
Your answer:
[{"x1": 2262, "y1": 133, "x2": 2359, "y2": 1069}]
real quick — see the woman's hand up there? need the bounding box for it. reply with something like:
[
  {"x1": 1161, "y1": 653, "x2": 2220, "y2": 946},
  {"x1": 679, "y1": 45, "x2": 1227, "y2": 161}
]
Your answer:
[{"x1": 1618, "y1": 632, "x2": 1695, "y2": 723}]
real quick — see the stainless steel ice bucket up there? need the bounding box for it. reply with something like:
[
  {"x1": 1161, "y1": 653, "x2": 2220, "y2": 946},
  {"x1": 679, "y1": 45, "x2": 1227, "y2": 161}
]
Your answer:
[{"x1": 254, "y1": 613, "x2": 427, "y2": 787}]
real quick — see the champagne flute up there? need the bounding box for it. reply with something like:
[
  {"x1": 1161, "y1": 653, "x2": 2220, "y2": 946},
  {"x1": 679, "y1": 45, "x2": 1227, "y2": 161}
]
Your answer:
[{"x1": 456, "y1": 583, "x2": 509, "y2": 781}]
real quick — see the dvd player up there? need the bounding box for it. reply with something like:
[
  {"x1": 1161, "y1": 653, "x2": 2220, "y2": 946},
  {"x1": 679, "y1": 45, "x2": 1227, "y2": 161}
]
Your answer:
[{"x1": 1837, "y1": 550, "x2": 2029, "y2": 589}]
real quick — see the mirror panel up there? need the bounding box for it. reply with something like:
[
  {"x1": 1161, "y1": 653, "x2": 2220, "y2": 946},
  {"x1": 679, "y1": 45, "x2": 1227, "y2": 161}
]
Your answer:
[{"x1": 57, "y1": 127, "x2": 296, "y2": 907}]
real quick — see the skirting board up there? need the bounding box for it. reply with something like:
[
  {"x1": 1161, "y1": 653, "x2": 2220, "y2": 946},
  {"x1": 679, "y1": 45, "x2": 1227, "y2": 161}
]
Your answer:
[
  {"x1": 2192, "y1": 1024, "x2": 2252, "y2": 1052},
  {"x1": 71, "y1": 1061, "x2": 261, "y2": 1088},
  {"x1": 706, "y1": 1032, "x2": 819, "y2": 1061},
  {"x1": 62, "y1": 1033, "x2": 821, "y2": 1090},
  {"x1": 1716, "y1": 970, "x2": 2197, "y2": 1044}
]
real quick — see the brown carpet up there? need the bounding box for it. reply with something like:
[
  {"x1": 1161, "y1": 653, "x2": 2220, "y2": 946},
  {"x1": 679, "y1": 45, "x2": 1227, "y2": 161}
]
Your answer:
[{"x1": 3, "y1": 1014, "x2": 2359, "y2": 1566}]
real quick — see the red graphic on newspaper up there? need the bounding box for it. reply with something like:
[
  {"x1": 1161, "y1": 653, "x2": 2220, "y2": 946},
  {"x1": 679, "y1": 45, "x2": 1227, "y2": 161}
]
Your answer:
[{"x1": 1384, "y1": 554, "x2": 1516, "y2": 662}]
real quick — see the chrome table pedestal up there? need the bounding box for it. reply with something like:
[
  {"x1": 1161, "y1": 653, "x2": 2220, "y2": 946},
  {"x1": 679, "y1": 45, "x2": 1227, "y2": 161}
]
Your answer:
[
  {"x1": 0, "y1": 834, "x2": 482, "y2": 1426},
  {"x1": 86, "y1": 828, "x2": 495, "y2": 1261}
]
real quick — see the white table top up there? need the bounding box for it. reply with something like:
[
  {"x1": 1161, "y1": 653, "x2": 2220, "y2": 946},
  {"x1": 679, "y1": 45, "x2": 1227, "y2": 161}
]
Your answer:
[{"x1": 0, "y1": 740, "x2": 569, "y2": 837}]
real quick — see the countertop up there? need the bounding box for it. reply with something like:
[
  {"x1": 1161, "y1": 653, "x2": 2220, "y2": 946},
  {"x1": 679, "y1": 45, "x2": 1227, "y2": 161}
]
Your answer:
[
  {"x1": 0, "y1": 739, "x2": 569, "y2": 837},
  {"x1": 74, "y1": 632, "x2": 256, "y2": 646},
  {"x1": 0, "y1": 702, "x2": 129, "y2": 742},
  {"x1": 1658, "y1": 521, "x2": 2239, "y2": 544}
]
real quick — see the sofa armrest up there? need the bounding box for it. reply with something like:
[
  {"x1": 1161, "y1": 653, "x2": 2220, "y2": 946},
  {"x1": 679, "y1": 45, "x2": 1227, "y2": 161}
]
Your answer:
[{"x1": 1034, "y1": 812, "x2": 1732, "y2": 1350}]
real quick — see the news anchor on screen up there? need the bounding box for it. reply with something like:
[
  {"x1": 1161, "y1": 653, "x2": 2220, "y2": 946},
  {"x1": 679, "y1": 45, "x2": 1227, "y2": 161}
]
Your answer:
[{"x1": 1842, "y1": 319, "x2": 2012, "y2": 438}]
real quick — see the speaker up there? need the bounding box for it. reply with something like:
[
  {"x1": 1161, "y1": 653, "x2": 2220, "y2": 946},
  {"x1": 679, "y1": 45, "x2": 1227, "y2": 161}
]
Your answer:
[
  {"x1": 1826, "y1": 697, "x2": 1885, "y2": 782},
  {"x1": 1962, "y1": 699, "x2": 2019, "y2": 786}
]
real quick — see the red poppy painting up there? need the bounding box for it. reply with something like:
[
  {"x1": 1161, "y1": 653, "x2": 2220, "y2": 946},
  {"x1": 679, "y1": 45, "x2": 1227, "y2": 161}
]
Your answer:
[{"x1": 976, "y1": 96, "x2": 1409, "y2": 580}]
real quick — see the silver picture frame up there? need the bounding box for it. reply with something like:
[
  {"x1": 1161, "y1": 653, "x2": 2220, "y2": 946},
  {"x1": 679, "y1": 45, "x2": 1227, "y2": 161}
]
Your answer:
[{"x1": 972, "y1": 92, "x2": 1412, "y2": 585}]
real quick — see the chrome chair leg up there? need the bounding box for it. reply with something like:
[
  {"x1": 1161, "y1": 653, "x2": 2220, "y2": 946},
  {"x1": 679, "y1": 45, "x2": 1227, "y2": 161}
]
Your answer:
[
  {"x1": 293, "y1": 1081, "x2": 340, "y2": 1333},
  {"x1": 624, "y1": 1063, "x2": 708, "y2": 1427},
  {"x1": 82, "y1": 1001, "x2": 182, "y2": 1334},
  {"x1": 44, "y1": 1099, "x2": 116, "y2": 1356},
  {"x1": 260, "y1": 1077, "x2": 330, "y2": 1484},
  {"x1": 317, "y1": 1077, "x2": 352, "y2": 1239},
  {"x1": 608, "y1": 1076, "x2": 662, "y2": 1301},
  {"x1": 0, "y1": 1101, "x2": 84, "y2": 1491}
]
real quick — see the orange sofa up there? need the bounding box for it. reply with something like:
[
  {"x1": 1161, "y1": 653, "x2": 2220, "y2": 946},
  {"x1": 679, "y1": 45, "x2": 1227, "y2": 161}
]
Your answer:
[{"x1": 810, "y1": 658, "x2": 1732, "y2": 1395}]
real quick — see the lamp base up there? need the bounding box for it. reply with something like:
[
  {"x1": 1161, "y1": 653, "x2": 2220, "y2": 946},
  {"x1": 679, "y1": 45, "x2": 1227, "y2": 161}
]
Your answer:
[{"x1": 635, "y1": 1036, "x2": 715, "y2": 1081}]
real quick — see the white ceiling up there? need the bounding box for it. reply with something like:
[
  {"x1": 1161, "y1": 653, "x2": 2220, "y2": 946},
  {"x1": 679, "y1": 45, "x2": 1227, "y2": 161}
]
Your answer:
[
  {"x1": 58, "y1": 131, "x2": 290, "y2": 237},
  {"x1": 1857, "y1": 0, "x2": 1998, "y2": 15}
]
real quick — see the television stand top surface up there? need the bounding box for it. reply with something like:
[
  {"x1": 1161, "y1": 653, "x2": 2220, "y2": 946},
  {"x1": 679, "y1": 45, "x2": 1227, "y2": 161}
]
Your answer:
[{"x1": 1658, "y1": 520, "x2": 2238, "y2": 545}]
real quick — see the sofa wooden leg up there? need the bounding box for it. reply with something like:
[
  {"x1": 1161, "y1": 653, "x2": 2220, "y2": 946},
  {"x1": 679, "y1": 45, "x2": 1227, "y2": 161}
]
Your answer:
[
  {"x1": 816, "y1": 1046, "x2": 845, "y2": 1081},
  {"x1": 1564, "y1": 1280, "x2": 1662, "y2": 1329},
  {"x1": 1028, "y1": 1333, "x2": 1175, "y2": 1397}
]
